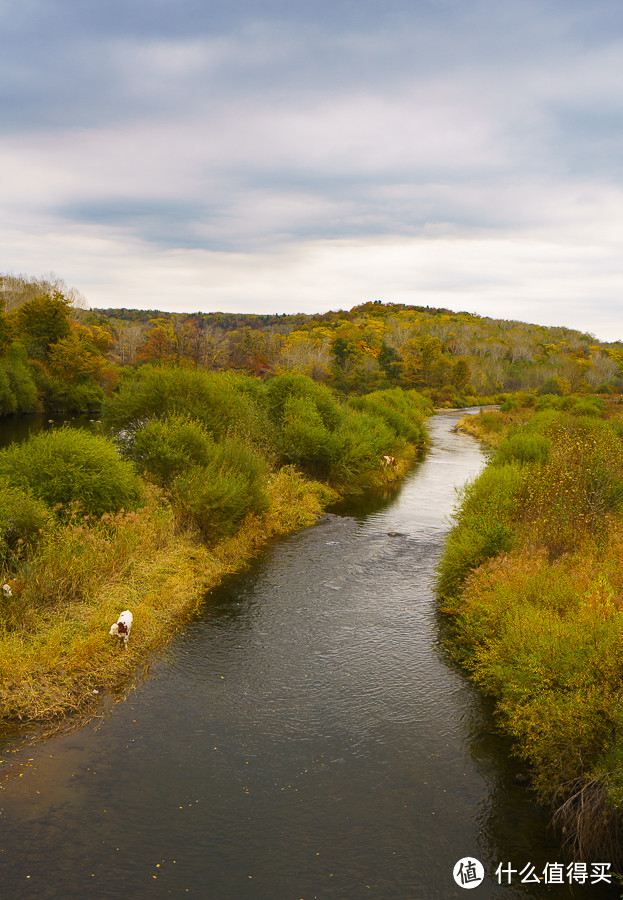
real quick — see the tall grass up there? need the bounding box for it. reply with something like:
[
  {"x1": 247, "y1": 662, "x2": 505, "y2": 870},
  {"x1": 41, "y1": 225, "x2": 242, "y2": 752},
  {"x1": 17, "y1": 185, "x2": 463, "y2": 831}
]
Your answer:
[
  {"x1": 438, "y1": 404, "x2": 623, "y2": 863},
  {"x1": 0, "y1": 485, "x2": 52, "y2": 569}
]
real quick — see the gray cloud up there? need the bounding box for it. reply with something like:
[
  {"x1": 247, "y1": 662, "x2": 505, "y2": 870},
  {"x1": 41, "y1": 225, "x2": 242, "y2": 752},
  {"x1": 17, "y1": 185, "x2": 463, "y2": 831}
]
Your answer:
[{"x1": 1, "y1": 0, "x2": 623, "y2": 335}]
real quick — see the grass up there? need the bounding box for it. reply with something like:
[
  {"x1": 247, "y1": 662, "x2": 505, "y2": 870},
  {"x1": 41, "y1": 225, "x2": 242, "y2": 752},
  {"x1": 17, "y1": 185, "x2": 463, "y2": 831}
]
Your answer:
[
  {"x1": 0, "y1": 469, "x2": 336, "y2": 728},
  {"x1": 438, "y1": 397, "x2": 623, "y2": 865}
]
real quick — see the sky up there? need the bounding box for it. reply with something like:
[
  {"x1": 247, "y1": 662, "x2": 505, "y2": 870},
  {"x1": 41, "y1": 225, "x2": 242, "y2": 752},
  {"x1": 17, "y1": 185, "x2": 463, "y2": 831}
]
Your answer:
[{"x1": 2, "y1": 0, "x2": 623, "y2": 340}]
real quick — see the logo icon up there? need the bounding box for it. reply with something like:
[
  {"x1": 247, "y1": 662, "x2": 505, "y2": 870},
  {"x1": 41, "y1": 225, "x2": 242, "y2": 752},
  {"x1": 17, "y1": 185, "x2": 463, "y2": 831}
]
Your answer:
[{"x1": 453, "y1": 857, "x2": 485, "y2": 889}]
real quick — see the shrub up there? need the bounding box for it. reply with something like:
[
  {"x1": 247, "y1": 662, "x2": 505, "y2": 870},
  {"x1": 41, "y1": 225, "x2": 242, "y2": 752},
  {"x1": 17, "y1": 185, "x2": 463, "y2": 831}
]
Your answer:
[
  {"x1": 0, "y1": 427, "x2": 142, "y2": 517},
  {"x1": 0, "y1": 485, "x2": 51, "y2": 568},
  {"x1": 102, "y1": 366, "x2": 270, "y2": 446},
  {"x1": 2, "y1": 344, "x2": 38, "y2": 413},
  {"x1": 537, "y1": 377, "x2": 570, "y2": 396},
  {"x1": 131, "y1": 416, "x2": 217, "y2": 486},
  {"x1": 329, "y1": 409, "x2": 397, "y2": 484},
  {"x1": 266, "y1": 373, "x2": 342, "y2": 430},
  {"x1": 0, "y1": 365, "x2": 16, "y2": 414},
  {"x1": 437, "y1": 464, "x2": 523, "y2": 601},
  {"x1": 171, "y1": 441, "x2": 268, "y2": 542},
  {"x1": 348, "y1": 388, "x2": 427, "y2": 447},
  {"x1": 64, "y1": 380, "x2": 106, "y2": 412},
  {"x1": 493, "y1": 431, "x2": 551, "y2": 467},
  {"x1": 521, "y1": 415, "x2": 623, "y2": 554},
  {"x1": 277, "y1": 395, "x2": 336, "y2": 477},
  {"x1": 561, "y1": 396, "x2": 605, "y2": 418}
]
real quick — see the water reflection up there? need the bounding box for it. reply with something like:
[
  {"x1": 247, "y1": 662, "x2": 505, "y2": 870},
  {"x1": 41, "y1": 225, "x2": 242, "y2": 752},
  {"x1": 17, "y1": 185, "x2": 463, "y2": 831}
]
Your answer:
[{"x1": 0, "y1": 412, "x2": 99, "y2": 448}]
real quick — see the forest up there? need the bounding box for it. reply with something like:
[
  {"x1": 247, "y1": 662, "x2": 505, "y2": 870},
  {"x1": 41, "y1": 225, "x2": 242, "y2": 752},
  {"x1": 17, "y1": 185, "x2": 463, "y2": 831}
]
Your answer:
[{"x1": 1, "y1": 272, "x2": 622, "y2": 417}]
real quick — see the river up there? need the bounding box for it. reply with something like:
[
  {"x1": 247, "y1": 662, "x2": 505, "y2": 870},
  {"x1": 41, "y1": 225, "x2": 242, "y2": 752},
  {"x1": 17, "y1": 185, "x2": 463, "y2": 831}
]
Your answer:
[{"x1": 0, "y1": 412, "x2": 617, "y2": 898}]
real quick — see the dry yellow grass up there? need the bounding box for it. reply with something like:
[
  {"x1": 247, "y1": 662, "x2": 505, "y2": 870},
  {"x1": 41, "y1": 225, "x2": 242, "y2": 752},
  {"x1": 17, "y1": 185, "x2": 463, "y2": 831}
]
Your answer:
[{"x1": 0, "y1": 466, "x2": 337, "y2": 729}]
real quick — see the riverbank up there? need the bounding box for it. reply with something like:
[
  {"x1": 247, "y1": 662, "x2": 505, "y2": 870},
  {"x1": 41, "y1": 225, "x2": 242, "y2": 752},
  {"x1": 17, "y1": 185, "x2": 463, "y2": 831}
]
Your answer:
[
  {"x1": 0, "y1": 372, "x2": 431, "y2": 734},
  {"x1": 437, "y1": 398, "x2": 623, "y2": 866},
  {"x1": 0, "y1": 448, "x2": 419, "y2": 735}
]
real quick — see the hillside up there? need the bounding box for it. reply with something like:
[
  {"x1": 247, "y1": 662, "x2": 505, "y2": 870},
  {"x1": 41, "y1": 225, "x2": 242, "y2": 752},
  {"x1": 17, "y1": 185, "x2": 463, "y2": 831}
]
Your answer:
[{"x1": 1, "y1": 272, "x2": 622, "y2": 414}]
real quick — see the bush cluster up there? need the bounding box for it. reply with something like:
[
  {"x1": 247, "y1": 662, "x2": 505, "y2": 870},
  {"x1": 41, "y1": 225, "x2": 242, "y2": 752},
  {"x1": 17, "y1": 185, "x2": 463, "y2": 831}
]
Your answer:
[
  {"x1": 106, "y1": 368, "x2": 430, "y2": 496},
  {"x1": 0, "y1": 427, "x2": 142, "y2": 519}
]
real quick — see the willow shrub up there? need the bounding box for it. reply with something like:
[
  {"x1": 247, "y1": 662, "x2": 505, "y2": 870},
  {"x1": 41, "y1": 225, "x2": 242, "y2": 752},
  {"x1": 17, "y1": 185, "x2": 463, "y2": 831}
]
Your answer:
[
  {"x1": 0, "y1": 344, "x2": 39, "y2": 414},
  {"x1": 492, "y1": 430, "x2": 552, "y2": 467},
  {"x1": 348, "y1": 388, "x2": 429, "y2": 448},
  {"x1": 131, "y1": 415, "x2": 217, "y2": 486},
  {"x1": 269, "y1": 379, "x2": 430, "y2": 483},
  {"x1": 277, "y1": 394, "x2": 337, "y2": 478},
  {"x1": 328, "y1": 409, "x2": 396, "y2": 485},
  {"x1": 102, "y1": 366, "x2": 271, "y2": 446},
  {"x1": 0, "y1": 485, "x2": 52, "y2": 569},
  {"x1": 171, "y1": 440, "x2": 268, "y2": 542},
  {"x1": 0, "y1": 366, "x2": 15, "y2": 415},
  {"x1": 0, "y1": 427, "x2": 142, "y2": 518},
  {"x1": 436, "y1": 463, "x2": 523, "y2": 603},
  {"x1": 266, "y1": 373, "x2": 342, "y2": 430}
]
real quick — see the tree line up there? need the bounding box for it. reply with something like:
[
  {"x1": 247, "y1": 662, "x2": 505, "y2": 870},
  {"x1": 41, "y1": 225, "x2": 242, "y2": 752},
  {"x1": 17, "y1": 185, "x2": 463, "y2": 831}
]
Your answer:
[{"x1": 1, "y1": 272, "x2": 622, "y2": 415}]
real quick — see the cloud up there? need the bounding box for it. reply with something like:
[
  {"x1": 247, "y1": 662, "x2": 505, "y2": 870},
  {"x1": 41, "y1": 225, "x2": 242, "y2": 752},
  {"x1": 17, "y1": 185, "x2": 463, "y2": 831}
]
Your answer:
[{"x1": 1, "y1": 0, "x2": 623, "y2": 336}]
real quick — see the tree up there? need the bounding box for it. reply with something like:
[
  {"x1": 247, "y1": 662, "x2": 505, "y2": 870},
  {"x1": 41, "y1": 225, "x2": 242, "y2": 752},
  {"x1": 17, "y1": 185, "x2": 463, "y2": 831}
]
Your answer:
[
  {"x1": 137, "y1": 320, "x2": 177, "y2": 364},
  {"x1": 13, "y1": 291, "x2": 72, "y2": 359},
  {"x1": 378, "y1": 342, "x2": 402, "y2": 382},
  {"x1": 47, "y1": 332, "x2": 104, "y2": 384},
  {"x1": 452, "y1": 358, "x2": 471, "y2": 392},
  {"x1": 0, "y1": 307, "x2": 13, "y2": 355}
]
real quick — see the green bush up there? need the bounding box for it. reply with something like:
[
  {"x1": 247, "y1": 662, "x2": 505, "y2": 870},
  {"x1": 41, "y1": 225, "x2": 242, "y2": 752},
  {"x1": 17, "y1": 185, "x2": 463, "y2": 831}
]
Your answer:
[
  {"x1": 329, "y1": 408, "x2": 397, "y2": 484},
  {"x1": 0, "y1": 365, "x2": 16, "y2": 414},
  {"x1": 561, "y1": 396, "x2": 606, "y2": 418},
  {"x1": 1, "y1": 344, "x2": 38, "y2": 413},
  {"x1": 64, "y1": 380, "x2": 106, "y2": 412},
  {"x1": 493, "y1": 431, "x2": 551, "y2": 467},
  {"x1": 102, "y1": 366, "x2": 270, "y2": 445},
  {"x1": 0, "y1": 427, "x2": 142, "y2": 517},
  {"x1": 0, "y1": 485, "x2": 51, "y2": 567},
  {"x1": 437, "y1": 464, "x2": 523, "y2": 600},
  {"x1": 267, "y1": 373, "x2": 342, "y2": 430},
  {"x1": 537, "y1": 377, "x2": 569, "y2": 396},
  {"x1": 171, "y1": 440, "x2": 268, "y2": 541},
  {"x1": 131, "y1": 416, "x2": 217, "y2": 486},
  {"x1": 348, "y1": 388, "x2": 427, "y2": 447},
  {"x1": 277, "y1": 395, "x2": 336, "y2": 477}
]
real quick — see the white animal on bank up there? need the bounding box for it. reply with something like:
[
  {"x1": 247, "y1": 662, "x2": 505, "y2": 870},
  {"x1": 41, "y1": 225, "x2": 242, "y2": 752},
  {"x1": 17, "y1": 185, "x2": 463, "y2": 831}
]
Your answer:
[
  {"x1": 109, "y1": 610, "x2": 133, "y2": 648},
  {"x1": 381, "y1": 455, "x2": 397, "y2": 468}
]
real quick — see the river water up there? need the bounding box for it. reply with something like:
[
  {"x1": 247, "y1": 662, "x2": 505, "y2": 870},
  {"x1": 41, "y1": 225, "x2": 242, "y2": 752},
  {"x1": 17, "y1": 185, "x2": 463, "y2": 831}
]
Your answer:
[{"x1": 0, "y1": 412, "x2": 617, "y2": 898}]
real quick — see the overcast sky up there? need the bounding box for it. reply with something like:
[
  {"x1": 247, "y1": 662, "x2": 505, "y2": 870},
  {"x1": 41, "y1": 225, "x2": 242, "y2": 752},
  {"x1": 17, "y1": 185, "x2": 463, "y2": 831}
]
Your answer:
[{"x1": 2, "y1": 0, "x2": 623, "y2": 340}]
